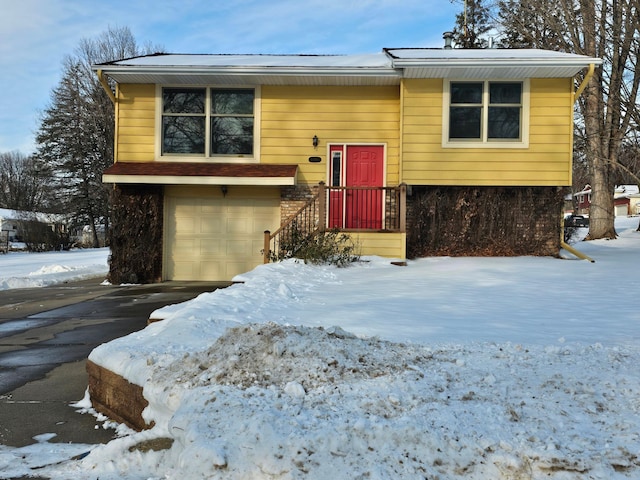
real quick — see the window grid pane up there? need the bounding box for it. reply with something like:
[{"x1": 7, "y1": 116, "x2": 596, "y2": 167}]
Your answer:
[
  {"x1": 211, "y1": 89, "x2": 254, "y2": 115},
  {"x1": 211, "y1": 117, "x2": 254, "y2": 155},
  {"x1": 451, "y1": 83, "x2": 483, "y2": 104},
  {"x1": 449, "y1": 107, "x2": 482, "y2": 139},
  {"x1": 162, "y1": 117, "x2": 206, "y2": 154},
  {"x1": 488, "y1": 107, "x2": 521, "y2": 139},
  {"x1": 489, "y1": 83, "x2": 522, "y2": 104},
  {"x1": 163, "y1": 88, "x2": 206, "y2": 114}
]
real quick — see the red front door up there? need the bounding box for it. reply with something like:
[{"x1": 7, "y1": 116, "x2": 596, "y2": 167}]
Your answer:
[{"x1": 329, "y1": 145, "x2": 384, "y2": 229}]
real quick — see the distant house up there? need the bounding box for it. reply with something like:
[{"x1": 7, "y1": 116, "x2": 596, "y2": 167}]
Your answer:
[
  {"x1": 614, "y1": 185, "x2": 640, "y2": 217},
  {"x1": 0, "y1": 209, "x2": 20, "y2": 245},
  {"x1": 95, "y1": 46, "x2": 601, "y2": 283},
  {"x1": 572, "y1": 184, "x2": 640, "y2": 217},
  {"x1": 0, "y1": 208, "x2": 68, "y2": 251},
  {"x1": 574, "y1": 185, "x2": 592, "y2": 214}
]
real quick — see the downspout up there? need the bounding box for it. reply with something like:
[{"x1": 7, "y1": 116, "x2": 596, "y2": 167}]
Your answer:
[
  {"x1": 561, "y1": 217, "x2": 595, "y2": 262},
  {"x1": 560, "y1": 64, "x2": 596, "y2": 262},
  {"x1": 97, "y1": 70, "x2": 116, "y2": 104},
  {"x1": 573, "y1": 63, "x2": 595, "y2": 101}
]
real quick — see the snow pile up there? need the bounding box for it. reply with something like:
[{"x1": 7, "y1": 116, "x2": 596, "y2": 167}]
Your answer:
[{"x1": 125, "y1": 325, "x2": 640, "y2": 478}]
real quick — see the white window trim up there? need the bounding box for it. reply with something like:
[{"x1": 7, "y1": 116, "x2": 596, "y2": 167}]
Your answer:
[
  {"x1": 442, "y1": 79, "x2": 530, "y2": 149},
  {"x1": 155, "y1": 85, "x2": 261, "y2": 163}
]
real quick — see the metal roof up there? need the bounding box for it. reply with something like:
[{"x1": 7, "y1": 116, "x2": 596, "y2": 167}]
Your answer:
[{"x1": 93, "y1": 49, "x2": 602, "y2": 85}]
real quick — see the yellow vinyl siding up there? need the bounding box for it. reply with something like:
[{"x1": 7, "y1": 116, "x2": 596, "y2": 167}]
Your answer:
[
  {"x1": 115, "y1": 84, "x2": 155, "y2": 163},
  {"x1": 401, "y1": 78, "x2": 574, "y2": 186},
  {"x1": 350, "y1": 232, "x2": 406, "y2": 259},
  {"x1": 260, "y1": 86, "x2": 400, "y2": 185}
]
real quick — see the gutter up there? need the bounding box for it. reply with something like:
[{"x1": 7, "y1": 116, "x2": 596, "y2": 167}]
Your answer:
[
  {"x1": 391, "y1": 58, "x2": 598, "y2": 70},
  {"x1": 97, "y1": 70, "x2": 116, "y2": 104},
  {"x1": 92, "y1": 64, "x2": 399, "y2": 78}
]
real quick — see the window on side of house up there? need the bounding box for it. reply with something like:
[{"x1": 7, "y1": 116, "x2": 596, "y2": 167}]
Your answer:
[
  {"x1": 445, "y1": 80, "x2": 527, "y2": 147},
  {"x1": 161, "y1": 87, "x2": 255, "y2": 158}
]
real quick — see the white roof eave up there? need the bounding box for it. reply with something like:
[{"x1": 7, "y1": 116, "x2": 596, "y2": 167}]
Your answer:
[
  {"x1": 93, "y1": 50, "x2": 602, "y2": 84},
  {"x1": 391, "y1": 57, "x2": 601, "y2": 68},
  {"x1": 95, "y1": 65, "x2": 402, "y2": 86}
]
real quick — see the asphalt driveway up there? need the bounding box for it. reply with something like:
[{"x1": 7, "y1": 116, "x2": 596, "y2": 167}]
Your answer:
[{"x1": 0, "y1": 277, "x2": 228, "y2": 448}]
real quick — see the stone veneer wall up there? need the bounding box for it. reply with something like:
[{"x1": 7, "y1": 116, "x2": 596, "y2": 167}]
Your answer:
[{"x1": 406, "y1": 186, "x2": 564, "y2": 258}]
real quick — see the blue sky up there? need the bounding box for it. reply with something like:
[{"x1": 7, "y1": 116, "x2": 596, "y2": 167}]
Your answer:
[{"x1": 0, "y1": 0, "x2": 461, "y2": 154}]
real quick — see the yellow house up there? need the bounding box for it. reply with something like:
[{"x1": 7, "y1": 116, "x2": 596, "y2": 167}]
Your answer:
[{"x1": 95, "y1": 47, "x2": 600, "y2": 283}]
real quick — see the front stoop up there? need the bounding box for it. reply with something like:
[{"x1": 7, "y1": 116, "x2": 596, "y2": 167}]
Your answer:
[{"x1": 86, "y1": 360, "x2": 153, "y2": 431}]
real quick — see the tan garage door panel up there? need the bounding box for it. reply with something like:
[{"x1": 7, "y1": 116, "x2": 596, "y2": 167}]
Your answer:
[{"x1": 165, "y1": 186, "x2": 280, "y2": 281}]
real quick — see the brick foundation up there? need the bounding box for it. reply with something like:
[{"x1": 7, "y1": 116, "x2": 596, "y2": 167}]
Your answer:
[{"x1": 280, "y1": 185, "x2": 318, "y2": 223}]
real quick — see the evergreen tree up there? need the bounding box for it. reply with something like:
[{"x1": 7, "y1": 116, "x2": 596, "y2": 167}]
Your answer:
[{"x1": 452, "y1": 0, "x2": 493, "y2": 48}]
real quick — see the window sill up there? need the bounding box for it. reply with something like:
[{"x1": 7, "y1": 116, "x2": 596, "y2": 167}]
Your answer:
[
  {"x1": 442, "y1": 139, "x2": 529, "y2": 149},
  {"x1": 156, "y1": 156, "x2": 259, "y2": 163}
]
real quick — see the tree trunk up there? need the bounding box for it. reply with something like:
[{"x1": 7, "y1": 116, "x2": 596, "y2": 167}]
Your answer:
[
  {"x1": 585, "y1": 66, "x2": 616, "y2": 239},
  {"x1": 587, "y1": 159, "x2": 616, "y2": 238},
  {"x1": 581, "y1": 0, "x2": 617, "y2": 240}
]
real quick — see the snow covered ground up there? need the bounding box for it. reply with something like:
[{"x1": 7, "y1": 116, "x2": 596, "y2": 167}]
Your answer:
[
  {"x1": 1, "y1": 219, "x2": 640, "y2": 479},
  {"x1": 0, "y1": 247, "x2": 109, "y2": 290}
]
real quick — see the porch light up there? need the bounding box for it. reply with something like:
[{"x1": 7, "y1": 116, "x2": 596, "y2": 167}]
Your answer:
[
  {"x1": 313, "y1": 135, "x2": 319, "y2": 148},
  {"x1": 221, "y1": 185, "x2": 228, "y2": 197}
]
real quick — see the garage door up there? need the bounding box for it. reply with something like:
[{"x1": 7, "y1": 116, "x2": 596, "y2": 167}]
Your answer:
[
  {"x1": 165, "y1": 186, "x2": 281, "y2": 281},
  {"x1": 615, "y1": 204, "x2": 628, "y2": 217}
]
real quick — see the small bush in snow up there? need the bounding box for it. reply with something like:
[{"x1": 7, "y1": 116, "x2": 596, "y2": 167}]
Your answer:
[{"x1": 293, "y1": 228, "x2": 360, "y2": 267}]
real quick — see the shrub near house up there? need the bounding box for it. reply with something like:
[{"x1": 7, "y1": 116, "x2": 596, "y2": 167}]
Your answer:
[{"x1": 95, "y1": 47, "x2": 601, "y2": 282}]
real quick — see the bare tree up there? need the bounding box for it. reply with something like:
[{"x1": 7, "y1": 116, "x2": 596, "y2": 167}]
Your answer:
[
  {"x1": 0, "y1": 151, "x2": 54, "y2": 212},
  {"x1": 498, "y1": 0, "x2": 640, "y2": 240},
  {"x1": 496, "y1": 0, "x2": 567, "y2": 49}
]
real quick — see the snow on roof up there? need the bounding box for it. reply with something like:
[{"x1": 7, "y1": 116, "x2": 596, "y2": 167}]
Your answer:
[
  {"x1": 384, "y1": 47, "x2": 600, "y2": 63},
  {"x1": 615, "y1": 185, "x2": 640, "y2": 194},
  {"x1": 94, "y1": 48, "x2": 601, "y2": 85},
  {"x1": 107, "y1": 52, "x2": 392, "y2": 68},
  {"x1": 615, "y1": 185, "x2": 640, "y2": 199},
  {"x1": 101, "y1": 49, "x2": 600, "y2": 68},
  {"x1": 0, "y1": 208, "x2": 65, "y2": 224}
]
